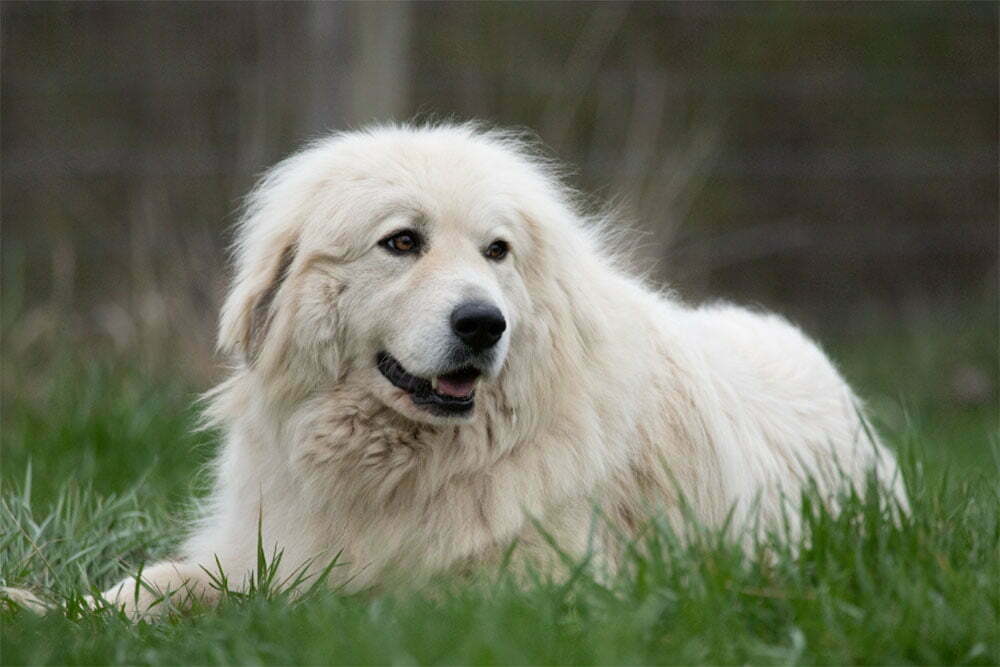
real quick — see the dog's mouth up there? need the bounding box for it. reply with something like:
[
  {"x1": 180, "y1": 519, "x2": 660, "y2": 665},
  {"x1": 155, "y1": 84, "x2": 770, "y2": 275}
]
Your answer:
[{"x1": 376, "y1": 352, "x2": 481, "y2": 415}]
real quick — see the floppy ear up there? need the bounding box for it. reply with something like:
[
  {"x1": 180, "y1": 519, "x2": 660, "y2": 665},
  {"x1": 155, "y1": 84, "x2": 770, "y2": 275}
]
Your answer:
[{"x1": 218, "y1": 238, "x2": 298, "y2": 367}]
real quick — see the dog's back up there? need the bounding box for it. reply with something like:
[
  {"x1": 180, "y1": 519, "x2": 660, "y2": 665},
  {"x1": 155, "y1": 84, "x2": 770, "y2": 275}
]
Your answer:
[{"x1": 676, "y1": 303, "x2": 908, "y2": 533}]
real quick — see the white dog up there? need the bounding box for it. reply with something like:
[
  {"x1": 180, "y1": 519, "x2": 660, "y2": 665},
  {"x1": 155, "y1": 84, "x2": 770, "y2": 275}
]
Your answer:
[{"x1": 11, "y1": 123, "x2": 907, "y2": 617}]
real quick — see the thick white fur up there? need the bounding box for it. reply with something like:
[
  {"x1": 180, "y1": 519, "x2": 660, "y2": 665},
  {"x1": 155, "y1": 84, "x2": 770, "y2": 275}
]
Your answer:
[{"x1": 39, "y1": 124, "x2": 909, "y2": 617}]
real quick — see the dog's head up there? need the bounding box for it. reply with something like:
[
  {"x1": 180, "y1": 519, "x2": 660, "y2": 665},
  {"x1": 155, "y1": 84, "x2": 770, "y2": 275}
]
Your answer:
[{"x1": 218, "y1": 124, "x2": 588, "y2": 425}]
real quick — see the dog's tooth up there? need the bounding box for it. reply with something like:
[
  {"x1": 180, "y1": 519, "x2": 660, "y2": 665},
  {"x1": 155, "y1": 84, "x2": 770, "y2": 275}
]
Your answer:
[{"x1": 431, "y1": 377, "x2": 439, "y2": 391}]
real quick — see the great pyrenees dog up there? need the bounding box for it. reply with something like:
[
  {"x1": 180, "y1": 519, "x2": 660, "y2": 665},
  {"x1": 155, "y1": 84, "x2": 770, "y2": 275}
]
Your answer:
[{"x1": 10, "y1": 123, "x2": 906, "y2": 617}]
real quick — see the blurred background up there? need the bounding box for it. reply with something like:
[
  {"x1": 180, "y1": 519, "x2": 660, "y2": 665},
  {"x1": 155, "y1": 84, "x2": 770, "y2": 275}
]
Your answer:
[{"x1": 2, "y1": 2, "x2": 997, "y2": 409}]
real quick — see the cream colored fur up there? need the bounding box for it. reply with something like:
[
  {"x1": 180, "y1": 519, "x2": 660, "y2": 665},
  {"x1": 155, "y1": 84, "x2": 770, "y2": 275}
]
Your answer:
[{"x1": 12, "y1": 124, "x2": 907, "y2": 618}]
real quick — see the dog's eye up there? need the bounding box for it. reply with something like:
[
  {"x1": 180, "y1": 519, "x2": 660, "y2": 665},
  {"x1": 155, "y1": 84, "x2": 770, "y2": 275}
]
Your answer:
[
  {"x1": 380, "y1": 230, "x2": 422, "y2": 255},
  {"x1": 484, "y1": 240, "x2": 509, "y2": 261}
]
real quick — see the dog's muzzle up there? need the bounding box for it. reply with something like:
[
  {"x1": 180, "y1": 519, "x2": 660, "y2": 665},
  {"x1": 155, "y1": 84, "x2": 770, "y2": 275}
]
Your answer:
[{"x1": 376, "y1": 352, "x2": 482, "y2": 416}]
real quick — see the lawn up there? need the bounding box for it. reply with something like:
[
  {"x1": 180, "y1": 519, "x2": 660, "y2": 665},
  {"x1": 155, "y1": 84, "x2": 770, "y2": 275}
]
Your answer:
[{"x1": 1, "y1": 308, "x2": 997, "y2": 665}]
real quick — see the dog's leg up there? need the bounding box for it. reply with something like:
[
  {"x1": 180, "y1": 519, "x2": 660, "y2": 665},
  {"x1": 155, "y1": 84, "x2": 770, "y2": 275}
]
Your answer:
[
  {"x1": 4, "y1": 561, "x2": 221, "y2": 620},
  {"x1": 89, "y1": 560, "x2": 219, "y2": 620}
]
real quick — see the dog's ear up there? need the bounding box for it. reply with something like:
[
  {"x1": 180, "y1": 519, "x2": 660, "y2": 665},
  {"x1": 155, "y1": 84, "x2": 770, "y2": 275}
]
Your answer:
[
  {"x1": 244, "y1": 241, "x2": 297, "y2": 364},
  {"x1": 218, "y1": 238, "x2": 298, "y2": 368}
]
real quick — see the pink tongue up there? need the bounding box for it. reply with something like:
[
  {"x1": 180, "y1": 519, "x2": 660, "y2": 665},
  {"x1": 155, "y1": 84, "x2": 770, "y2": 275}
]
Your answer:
[{"x1": 436, "y1": 377, "x2": 476, "y2": 398}]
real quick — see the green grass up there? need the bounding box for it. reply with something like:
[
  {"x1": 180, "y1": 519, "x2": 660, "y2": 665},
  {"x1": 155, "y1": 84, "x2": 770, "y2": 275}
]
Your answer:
[{"x1": 2, "y1": 315, "x2": 997, "y2": 665}]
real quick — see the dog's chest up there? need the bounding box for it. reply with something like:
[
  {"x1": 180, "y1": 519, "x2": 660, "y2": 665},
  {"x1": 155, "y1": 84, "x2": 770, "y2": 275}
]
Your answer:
[{"x1": 287, "y1": 390, "x2": 513, "y2": 514}]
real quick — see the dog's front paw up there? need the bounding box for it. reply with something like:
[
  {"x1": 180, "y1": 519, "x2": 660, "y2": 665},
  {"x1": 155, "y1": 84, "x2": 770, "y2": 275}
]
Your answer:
[
  {"x1": 1, "y1": 586, "x2": 53, "y2": 614},
  {"x1": 89, "y1": 561, "x2": 217, "y2": 621},
  {"x1": 85, "y1": 581, "x2": 170, "y2": 621}
]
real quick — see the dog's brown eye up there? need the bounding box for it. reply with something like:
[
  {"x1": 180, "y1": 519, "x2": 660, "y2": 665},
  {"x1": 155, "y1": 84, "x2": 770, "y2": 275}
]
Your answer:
[
  {"x1": 484, "y1": 240, "x2": 509, "y2": 261},
  {"x1": 380, "y1": 230, "x2": 421, "y2": 255}
]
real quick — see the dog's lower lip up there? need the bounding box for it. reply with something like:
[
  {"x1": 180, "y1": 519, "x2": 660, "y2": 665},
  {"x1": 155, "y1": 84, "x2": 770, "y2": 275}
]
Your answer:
[{"x1": 376, "y1": 352, "x2": 479, "y2": 414}]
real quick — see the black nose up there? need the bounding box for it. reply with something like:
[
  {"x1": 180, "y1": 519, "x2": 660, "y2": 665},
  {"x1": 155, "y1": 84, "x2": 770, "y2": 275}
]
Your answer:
[{"x1": 451, "y1": 301, "x2": 506, "y2": 351}]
